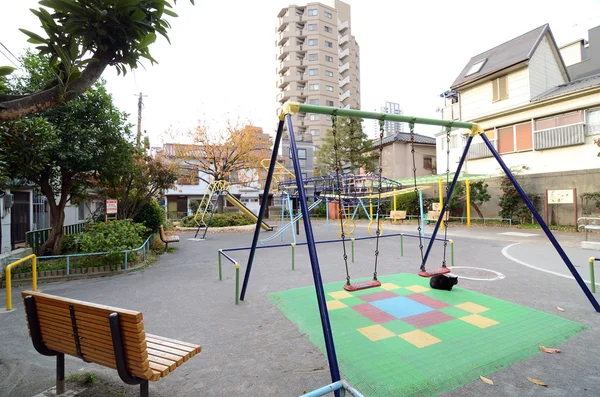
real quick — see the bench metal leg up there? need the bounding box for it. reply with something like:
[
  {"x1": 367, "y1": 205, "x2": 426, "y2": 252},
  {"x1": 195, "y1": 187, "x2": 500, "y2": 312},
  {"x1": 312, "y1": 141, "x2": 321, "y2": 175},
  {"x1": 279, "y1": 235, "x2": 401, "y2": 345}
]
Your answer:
[
  {"x1": 56, "y1": 353, "x2": 65, "y2": 394},
  {"x1": 165, "y1": 242, "x2": 168, "y2": 251},
  {"x1": 140, "y1": 380, "x2": 149, "y2": 397}
]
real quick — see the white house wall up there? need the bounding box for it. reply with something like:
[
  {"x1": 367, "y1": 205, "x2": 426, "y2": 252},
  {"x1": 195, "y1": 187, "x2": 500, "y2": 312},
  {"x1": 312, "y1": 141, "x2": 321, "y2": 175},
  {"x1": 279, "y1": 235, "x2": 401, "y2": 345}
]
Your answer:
[
  {"x1": 1, "y1": 196, "x2": 10, "y2": 253},
  {"x1": 529, "y1": 35, "x2": 568, "y2": 99},
  {"x1": 460, "y1": 67, "x2": 531, "y2": 121}
]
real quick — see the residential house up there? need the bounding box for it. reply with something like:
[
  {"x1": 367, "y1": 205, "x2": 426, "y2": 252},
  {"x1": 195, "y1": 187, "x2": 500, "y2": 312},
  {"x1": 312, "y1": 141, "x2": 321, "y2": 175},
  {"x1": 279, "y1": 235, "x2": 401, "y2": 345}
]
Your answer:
[
  {"x1": 0, "y1": 186, "x2": 35, "y2": 253},
  {"x1": 378, "y1": 132, "x2": 436, "y2": 180},
  {"x1": 438, "y1": 24, "x2": 600, "y2": 222}
]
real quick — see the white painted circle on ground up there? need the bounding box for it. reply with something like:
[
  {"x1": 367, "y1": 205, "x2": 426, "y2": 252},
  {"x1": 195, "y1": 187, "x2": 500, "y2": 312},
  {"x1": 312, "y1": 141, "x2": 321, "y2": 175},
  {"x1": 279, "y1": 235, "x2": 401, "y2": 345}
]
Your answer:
[{"x1": 448, "y1": 266, "x2": 506, "y2": 281}]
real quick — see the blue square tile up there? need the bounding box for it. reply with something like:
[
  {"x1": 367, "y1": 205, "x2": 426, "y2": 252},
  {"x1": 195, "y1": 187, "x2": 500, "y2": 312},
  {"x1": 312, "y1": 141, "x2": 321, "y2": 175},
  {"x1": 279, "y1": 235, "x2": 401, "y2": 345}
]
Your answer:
[{"x1": 371, "y1": 296, "x2": 434, "y2": 319}]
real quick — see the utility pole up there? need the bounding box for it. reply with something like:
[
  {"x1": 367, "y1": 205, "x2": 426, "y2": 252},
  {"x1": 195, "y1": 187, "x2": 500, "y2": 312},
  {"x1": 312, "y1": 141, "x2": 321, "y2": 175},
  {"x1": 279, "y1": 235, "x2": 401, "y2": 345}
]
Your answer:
[{"x1": 135, "y1": 92, "x2": 148, "y2": 148}]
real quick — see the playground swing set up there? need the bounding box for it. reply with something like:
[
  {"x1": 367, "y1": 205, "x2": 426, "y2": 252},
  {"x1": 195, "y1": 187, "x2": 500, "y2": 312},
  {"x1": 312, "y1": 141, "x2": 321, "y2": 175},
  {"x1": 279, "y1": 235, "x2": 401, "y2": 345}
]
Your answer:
[{"x1": 237, "y1": 101, "x2": 600, "y2": 396}]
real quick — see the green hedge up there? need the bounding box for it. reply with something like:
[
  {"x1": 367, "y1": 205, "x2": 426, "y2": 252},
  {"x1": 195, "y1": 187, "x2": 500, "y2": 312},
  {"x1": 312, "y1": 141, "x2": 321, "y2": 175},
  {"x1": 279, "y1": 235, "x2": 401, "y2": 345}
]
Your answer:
[{"x1": 179, "y1": 212, "x2": 255, "y2": 228}]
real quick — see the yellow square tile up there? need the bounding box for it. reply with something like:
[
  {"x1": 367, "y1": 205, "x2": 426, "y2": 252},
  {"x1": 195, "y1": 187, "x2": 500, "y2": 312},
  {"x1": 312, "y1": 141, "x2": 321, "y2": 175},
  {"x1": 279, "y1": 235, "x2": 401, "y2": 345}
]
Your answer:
[
  {"x1": 460, "y1": 314, "x2": 499, "y2": 328},
  {"x1": 328, "y1": 291, "x2": 353, "y2": 300},
  {"x1": 456, "y1": 302, "x2": 490, "y2": 314},
  {"x1": 380, "y1": 283, "x2": 401, "y2": 291},
  {"x1": 326, "y1": 300, "x2": 347, "y2": 310},
  {"x1": 399, "y1": 330, "x2": 441, "y2": 348},
  {"x1": 357, "y1": 324, "x2": 396, "y2": 341},
  {"x1": 405, "y1": 285, "x2": 430, "y2": 293}
]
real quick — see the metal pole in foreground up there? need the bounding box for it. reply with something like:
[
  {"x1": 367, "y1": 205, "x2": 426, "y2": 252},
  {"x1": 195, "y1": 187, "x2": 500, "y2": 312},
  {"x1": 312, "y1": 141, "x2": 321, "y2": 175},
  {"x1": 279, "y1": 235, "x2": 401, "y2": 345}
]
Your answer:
[
  {"x1": 291, "y1": 243, "x2": 296, "y2": 271},
  {"x1": 480, "y1": 133, "x2": 600, "y2": 312},
  {"x1": 589, "y1": 257, "x2": 595, "y2": 294},
  {"x1": 240, "y1": 119, "x2": 285, "y2": 301},
  {"x1": 285, "y1": 112, "x2": 341, "y2": 393}
]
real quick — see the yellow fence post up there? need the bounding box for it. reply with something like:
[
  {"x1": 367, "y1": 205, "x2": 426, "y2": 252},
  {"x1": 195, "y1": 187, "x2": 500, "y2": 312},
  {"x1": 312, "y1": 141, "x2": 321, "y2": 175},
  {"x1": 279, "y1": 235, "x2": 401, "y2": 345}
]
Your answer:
[
  {"x1": 4, "y1": 254, "x2": 37, "y2": 311},
  {"x1": 466, "y1": 179, "x2": 471, "y2": 227}
]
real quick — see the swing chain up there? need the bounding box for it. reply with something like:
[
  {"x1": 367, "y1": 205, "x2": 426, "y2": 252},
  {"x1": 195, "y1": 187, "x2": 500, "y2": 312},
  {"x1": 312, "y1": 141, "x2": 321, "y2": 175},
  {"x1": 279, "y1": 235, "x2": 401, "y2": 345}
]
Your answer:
[
  {"x1": 441, "y1": 126, "x2": 451, "y2": 268},
  {"x1": 373, "y1": 119, "x2": 385, "y2": 279},
  {"x1": 410, "y1": 123, "x2": 426, "y2": 271}
]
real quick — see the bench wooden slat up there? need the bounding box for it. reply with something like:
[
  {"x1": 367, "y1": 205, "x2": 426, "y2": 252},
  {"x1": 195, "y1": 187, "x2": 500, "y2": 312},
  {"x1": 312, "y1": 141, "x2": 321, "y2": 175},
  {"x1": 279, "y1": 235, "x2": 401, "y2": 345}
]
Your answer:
[
  {"x1": 147, "y1": 354, "x2": 177, "y2": 371},
  {"x1": 146, "y1": 348, "x2": 184, "y2": 366},
  {"x1": 148, "y1": 361, "x2": 170, "y2": 377},
  {"x1": 145, "y1": 336, "x2": 198, "y2": 355},
  {"x1": 146, "y1": 341, "x2": 190, "y2": 357},
  {"x1": 145, "y1": 333, "x2": 201, "y2": 353}
]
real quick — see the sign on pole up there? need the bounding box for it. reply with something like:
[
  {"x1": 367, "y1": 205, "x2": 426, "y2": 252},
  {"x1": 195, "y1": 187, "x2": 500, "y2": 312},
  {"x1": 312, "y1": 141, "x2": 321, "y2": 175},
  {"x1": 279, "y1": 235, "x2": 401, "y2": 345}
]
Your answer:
[
  {"x1": 547, "y1": 189, "x2": 574, "y2": 204},
  {"x1": 106, "y1": 199, "x2": 118, "y2": 214}
]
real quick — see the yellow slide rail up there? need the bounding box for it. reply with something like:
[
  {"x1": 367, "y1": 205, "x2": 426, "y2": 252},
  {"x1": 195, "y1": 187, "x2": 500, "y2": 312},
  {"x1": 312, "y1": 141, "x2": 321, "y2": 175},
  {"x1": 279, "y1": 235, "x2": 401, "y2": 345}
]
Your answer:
[
  {"x1": 194, "y1": 180, "x2": 229, "y2": 226},
  {"x1": 261, "y1": 159, "x2": 295, "y2": 192},
  {"x1": 4, "y1": 254, "x2": 37, "y2": 311}
]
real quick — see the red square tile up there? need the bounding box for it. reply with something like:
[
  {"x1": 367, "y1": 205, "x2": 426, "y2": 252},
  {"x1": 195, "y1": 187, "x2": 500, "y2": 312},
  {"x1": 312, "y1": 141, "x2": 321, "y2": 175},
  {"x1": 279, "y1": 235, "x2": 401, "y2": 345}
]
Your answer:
[
  {"x1": 353, "y1": 304, "x2": 397, "y2": 323},
  {"x1": 402, "y1": 311, "x2": 454, "y2": 328},
  {"x1": 358, "y1": 291, "x2": 399, "y2": 302},
  {"x1": 406, "y1": 293, "x2": 450, "y2": 309}
]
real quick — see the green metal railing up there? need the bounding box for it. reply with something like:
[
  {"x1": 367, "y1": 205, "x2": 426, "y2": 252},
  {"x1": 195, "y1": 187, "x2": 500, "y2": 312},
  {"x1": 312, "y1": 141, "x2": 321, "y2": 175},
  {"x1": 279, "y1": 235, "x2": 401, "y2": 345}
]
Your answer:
[{"x1": 25, "y1": 222, "x2": 86, "y2": 253}]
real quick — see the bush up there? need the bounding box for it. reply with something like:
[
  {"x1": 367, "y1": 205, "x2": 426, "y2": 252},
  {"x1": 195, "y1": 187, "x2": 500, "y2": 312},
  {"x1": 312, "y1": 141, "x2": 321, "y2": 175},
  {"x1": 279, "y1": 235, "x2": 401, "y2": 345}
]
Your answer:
[
  {"x1": 61, "y1": 233, "x2": 82, "y2": 254},
  {"x1": 179, "y1": 212, "x2": 255, "y2": 228},
  {"x1": 133, "y1": 200, "x2": 165, "y2": 233},
  {"x1": 189, "y1": 200, "x2": 200, "y2": 215},
  {"x1": 80, "y1": 220, "x2": 148, "y2": 254}
]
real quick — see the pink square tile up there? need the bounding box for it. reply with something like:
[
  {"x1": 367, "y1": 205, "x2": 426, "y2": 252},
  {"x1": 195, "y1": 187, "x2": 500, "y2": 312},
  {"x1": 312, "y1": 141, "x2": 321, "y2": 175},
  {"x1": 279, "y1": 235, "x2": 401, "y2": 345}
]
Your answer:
[
  {"x1": 402, "y1": 311, "x2": 454, "y2": 328},
  {"x1": 358, "y1": 291, "x2": 399, "y2": 302},
  {"x1": 406, "y1": 293, "x2": 450, "y2": 309},
  {"x1": 353, "y1": 304, "x2": 397, "y2": 323}
]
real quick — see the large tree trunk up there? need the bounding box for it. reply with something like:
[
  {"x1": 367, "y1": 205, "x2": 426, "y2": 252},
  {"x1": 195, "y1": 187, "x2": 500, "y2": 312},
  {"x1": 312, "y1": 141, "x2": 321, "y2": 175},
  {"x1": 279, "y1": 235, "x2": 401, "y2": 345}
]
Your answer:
[
  {"x1": 38, "y1": 175, "x2": 71, "y2": 255},
  {"x1": 471, "y1": 203, "x2": 484, "y2": 219}
]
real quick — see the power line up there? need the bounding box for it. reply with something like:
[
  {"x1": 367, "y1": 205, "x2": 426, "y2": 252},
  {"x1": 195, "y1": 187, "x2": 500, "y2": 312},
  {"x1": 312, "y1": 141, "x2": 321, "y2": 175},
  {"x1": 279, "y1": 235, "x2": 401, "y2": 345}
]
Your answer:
[
  {"x1": 0, "y1": 47, "x2": 19, "y2": 69},
  {"x1": 0, "y1": 41, "x2": 20, "y2": 65}
]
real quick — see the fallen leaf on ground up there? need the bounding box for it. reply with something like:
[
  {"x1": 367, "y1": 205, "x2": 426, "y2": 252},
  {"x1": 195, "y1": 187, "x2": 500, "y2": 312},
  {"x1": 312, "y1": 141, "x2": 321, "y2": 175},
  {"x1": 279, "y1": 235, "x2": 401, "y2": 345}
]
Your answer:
[
  {"x1": 556, "y1": 306, "x2": 565, "y2": 312},
  {"x1": 526, "y1": 376, "x2": 548, "y2": 387},
  {"x1": 539, "y1": 346, "x2": 561, "y2": 354},
  {"x1": 479, "y1": 375, "x2": 494, "y2": 385}
]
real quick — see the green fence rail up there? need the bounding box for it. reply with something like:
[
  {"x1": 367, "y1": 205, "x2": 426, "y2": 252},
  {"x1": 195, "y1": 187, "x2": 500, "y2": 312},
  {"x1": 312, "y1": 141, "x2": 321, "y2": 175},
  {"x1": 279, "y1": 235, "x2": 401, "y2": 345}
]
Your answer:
[{"x1": 25, "y1": 222, "x2": 87, "y2": 253}]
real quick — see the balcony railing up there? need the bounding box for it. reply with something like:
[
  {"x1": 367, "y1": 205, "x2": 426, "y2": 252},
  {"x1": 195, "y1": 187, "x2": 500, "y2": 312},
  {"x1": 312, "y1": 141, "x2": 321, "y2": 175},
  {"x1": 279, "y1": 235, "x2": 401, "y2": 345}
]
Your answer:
[
  {"x1": 466, "y1": 139, "x2": 497, "y2": 160},
  {"x1": 339, "y1": 76, "x2": 350, "y2": 88},
  {"x1": 533, "y1": 123, "x2": 585, "y2": 150},
  {"x1": 339, "y1": 62, "x2": 349, "y2": 74},
  {"x1": 338, "y1": 48, "x2": 349, "y2": 60},
  {"x1": 442, "y1": 103, "x2": 460, "y2": 121}
]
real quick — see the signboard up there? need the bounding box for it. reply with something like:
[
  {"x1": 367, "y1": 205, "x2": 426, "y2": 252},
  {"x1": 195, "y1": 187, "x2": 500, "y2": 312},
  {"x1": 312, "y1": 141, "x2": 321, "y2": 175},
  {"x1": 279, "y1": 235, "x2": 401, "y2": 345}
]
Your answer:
[
  {"x1": 106, "y1": 199, "x2": 118, "y2": 214},
  {"x1": 547, "y1": 189, "x2": 574, "y2": 204}
]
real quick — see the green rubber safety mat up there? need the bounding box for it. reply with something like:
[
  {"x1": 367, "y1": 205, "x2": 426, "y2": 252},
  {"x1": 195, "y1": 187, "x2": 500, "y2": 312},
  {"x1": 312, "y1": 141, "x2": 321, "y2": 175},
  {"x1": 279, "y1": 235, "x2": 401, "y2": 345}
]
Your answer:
[{"x1": 268, "y1": 273, "x2": 586, "y2": 396}]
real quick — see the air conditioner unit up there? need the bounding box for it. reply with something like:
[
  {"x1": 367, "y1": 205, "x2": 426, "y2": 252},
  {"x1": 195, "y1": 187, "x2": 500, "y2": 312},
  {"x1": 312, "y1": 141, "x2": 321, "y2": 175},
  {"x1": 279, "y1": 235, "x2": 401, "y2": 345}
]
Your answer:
[{"x1": 4, "y1": 193, "x2": 13, "y2": 210}]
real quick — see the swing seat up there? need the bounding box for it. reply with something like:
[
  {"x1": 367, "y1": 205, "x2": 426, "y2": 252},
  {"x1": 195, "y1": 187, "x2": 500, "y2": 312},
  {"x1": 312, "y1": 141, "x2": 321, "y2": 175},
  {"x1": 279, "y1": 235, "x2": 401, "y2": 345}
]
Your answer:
[
  {"x1": 344, "y1": 279, "x2": 381, "y2": 292},
  {"x1": 418, "y1": 267, "x2": 452, "y2": 278}
]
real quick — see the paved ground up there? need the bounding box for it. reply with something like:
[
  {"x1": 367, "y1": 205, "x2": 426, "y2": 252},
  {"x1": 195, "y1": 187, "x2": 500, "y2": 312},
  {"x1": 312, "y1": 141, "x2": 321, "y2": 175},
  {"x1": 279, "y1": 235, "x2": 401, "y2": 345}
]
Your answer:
[{"x1": 1, "y1": 220, "x2": 600, "y2": 397}]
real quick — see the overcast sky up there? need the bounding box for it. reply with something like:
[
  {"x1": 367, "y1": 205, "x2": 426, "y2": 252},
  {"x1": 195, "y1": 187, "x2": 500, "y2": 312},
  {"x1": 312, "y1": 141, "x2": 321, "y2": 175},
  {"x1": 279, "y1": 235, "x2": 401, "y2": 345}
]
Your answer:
[{"x1": 2, "y1": 0, "x2": 600, "y2": 144}]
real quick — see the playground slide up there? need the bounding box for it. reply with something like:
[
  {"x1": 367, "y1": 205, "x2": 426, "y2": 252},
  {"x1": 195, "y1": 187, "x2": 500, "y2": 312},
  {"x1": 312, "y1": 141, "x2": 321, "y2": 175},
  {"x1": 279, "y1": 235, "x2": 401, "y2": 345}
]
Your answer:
[{"x1": 225, "y1": 194, "x2": 273, "y2": 231}]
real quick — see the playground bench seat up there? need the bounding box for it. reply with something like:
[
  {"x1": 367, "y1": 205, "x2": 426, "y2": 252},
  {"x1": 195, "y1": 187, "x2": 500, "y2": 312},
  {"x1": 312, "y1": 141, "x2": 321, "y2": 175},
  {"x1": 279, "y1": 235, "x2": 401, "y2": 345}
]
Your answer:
[
  {"x1": 21, "y1": 290, "x2": 201, "y2": 397},
  {"x1": 583, "y1": 225, "x2": 600, "y2": 241},
  {"x1": 159, "y1": 225, "x2": 180, "y2": 250},
  {"x1": 387, "y1": 210, "x2": 407, "y2": 223}
]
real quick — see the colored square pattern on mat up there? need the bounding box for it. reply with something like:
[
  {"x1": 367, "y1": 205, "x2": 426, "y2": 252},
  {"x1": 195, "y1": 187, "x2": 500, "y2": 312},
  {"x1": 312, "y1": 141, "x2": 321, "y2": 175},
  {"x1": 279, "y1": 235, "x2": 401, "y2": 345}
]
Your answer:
[{"x1": 269, "y1": 273, "x2": 586, "y2": 397}]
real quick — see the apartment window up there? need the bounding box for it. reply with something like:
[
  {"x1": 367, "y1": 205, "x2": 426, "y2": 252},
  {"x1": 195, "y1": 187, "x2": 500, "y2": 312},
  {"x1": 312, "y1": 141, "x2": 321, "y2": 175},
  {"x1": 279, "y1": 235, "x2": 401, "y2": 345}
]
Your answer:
[
  {"x1": 308, "y1": 24, "x2": 317, "y2": 31},
  {"x1": 587, "y1": 108, "x2": 600, "y2": 135},
  {"x1": 325, "y1": 55, "x2": 333, "y2": 62},
  {"x1": 326, "y1": 100, "x2": 334, "y2": 106},
  {"x1": 325, "y1": 41, "x2": 333, "y2": 48},
  {"x1": 324, "y1": 25, "x2": 332, "y2": 33},
  {"x1": 310, "y1": 114, "x2": 320, "y2": 121},
  {"x1": 325, "y1": 85, "x2": 333, "y2": 92},
  {"x1": 297, "y1": 149, "x2": 307, "y2": 159},
  {"x1": 309, "y1": 99, "x2": 319, "y2": 105},
  {"x1": 309, "y1": 54, "x2": 318, "y2": 61},
  {"x1": 311, "y1": 129, "x2": 320, "y2": 136},
  {"x1": 325, "y1": 70, "x2": 334, "y2": 77},
  {"x1": 308, "y1": 39, "x2": 318, "y2": 46},
  {"x1": 309, "y1": 68, "x2": 318, "y2": 76},
  {"x1": 325, "y1": 11, "x2": 332, "y2": 18},
  {"x1": 423, "y1": 157, "x2": 433, "y2": 170},
  {"x1": 309, "y1": 83, "x2": 319, "y2": 90},
  {"x1": 535, "y1": 111, "x2": 584, "y2": 130},
  {"x1": 492, "y1": 75, "x2": 508, "y2": 102},
  {"x1": 308, "y1": 9, "x2": 318, "y2": 16}
]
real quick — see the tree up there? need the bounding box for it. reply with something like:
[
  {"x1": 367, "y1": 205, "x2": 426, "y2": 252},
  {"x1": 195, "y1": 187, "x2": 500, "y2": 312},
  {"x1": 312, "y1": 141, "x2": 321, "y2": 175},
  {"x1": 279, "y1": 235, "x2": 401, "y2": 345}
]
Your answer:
[
  {"x1": 315, "y1": 116, "x2": 375, "y2": 175},
  {"x1": 0, "y1": 53, "x2": 133, "y2": 255},
  {"x1": 0, "y1": 0, "x2": 193, "y2": 121},
  {"x1": 447, "y1": 180, "x2": 491, "y2": 218}
]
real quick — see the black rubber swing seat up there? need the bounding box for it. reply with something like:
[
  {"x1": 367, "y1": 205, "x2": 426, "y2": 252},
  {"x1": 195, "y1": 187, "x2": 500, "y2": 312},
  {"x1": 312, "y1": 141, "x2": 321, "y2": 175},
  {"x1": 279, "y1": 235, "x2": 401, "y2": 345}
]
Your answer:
[
  {"x1": 418, "y1": 267, "x2": 452, "y2": 278},
  {"x1": 344, "y1": 279, "x2": 382, "y2": 292}
]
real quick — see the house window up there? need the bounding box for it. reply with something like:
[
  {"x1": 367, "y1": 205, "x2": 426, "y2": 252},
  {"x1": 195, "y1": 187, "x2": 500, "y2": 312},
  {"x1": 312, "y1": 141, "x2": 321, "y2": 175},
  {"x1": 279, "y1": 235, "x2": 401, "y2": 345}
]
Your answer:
[
  {"x1": 324, "y1": 25, "x2": 332, "y2": 33},
  {"x1": 309, "y1": 99, "x2": 319, "y2": 105},
  {"x1": 309, "y1": 54, "x2": 318, "y2": 61},
  {"x1": 311, "y1": 129, "x2": 320, "y2": 136},
  {"x1": 423, "y1": 157, "x2": 433, "y2": 170},
  {"x1": 325, "y1": 70, "x2": 334, "y2": 77},
  {"x1": 310, "y1": 114, "x2": 320, "y2": 121},
  {"x1": 515, "y1": 122, "x2": 533, "y2": 151},
  {"x1": 325, "y1": 41, "x2": 333, "y2": 48},
  {"x1": 297, "y1": 149, "x2": 307, "y2": 159},
  {"x1": 308, "y1": 24, "x2": 317, "y2": 31},
  {"x1": 325, "y1": 11, "x2": 332, "y2": 18},
  {"x1": 497, "y1": 126, "x2": 514, "y2": 153},
  {"x1": 492, "y1": 75, "x2": 508, "y2": 102},
  {"x1": 178, "y1": 168, "x2": 197, "y2": 185},
  {"x1": 465, "y1": 59, "x2": 486, "y2": 76},
  {"x1": 535, "y1": 110, "x2": 584, "y2": 130},
  {"x1": 326, "y1": 100, "x2": 334, "y2": 106},
  {"x1": 309, "y1": 83, "x2": 319, "y2": 90},
  {"x1": 309, "y1": 68, "x2": 318, "y2": 76},
  {"x1": 308, "y1": 9, "x2": 318, "y2": 16},
  {"x1": 587, "y1": 108, "x2": 600, "y2": 135},
  {"x1": 325, "y1": 56, "x2": 333, "y2": 62},
  {"x1": 78, "y1": 202, "x2": 86, "y2": 221},
  {"x1": 325, "y1": 85, "x2": 333, "y2": 92},
  {"x1": 308, "y1": 39, "x2": 318, "y2": 46}
]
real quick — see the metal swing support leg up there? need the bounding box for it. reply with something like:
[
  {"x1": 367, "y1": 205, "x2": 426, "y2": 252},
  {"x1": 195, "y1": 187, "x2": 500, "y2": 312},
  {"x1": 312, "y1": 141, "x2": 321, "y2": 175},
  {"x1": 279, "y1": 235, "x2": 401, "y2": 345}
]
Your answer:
[
  {"x1": 422, "y1": 136, "x2": 473, "y2": 267},
  {"x1": 240, "y1": 120, "x2": 285, "y2": 301},
  {"x1": 285, "y1": 113, "x2": 342, "y2": 395},
  {"x1": 479, "y1": 133, "x2": 600, "y2": 312}
]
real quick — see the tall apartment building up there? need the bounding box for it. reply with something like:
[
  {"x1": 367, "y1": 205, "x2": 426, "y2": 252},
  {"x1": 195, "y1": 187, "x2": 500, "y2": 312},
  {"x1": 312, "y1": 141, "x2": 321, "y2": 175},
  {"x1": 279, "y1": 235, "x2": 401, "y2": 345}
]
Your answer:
[
  {"x1": 373, "y1": 101, "x2": 404, "y2": 137},
  {"x1": 275, "y1": 0, "x2": 361, "y2": 147}
]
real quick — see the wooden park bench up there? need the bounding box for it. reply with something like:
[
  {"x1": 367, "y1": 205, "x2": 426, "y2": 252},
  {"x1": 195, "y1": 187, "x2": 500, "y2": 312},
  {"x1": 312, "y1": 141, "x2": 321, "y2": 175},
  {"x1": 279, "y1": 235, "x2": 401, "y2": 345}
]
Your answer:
[
  {"x1": 21, "y1": 290, "x2": 201, "y2": 396},
  {"x1": 387, "y1": 210, "x2": 407, "y2": 223},
  {"x1": 159, "y1": 225, "x2": 180, "y2": 250}
]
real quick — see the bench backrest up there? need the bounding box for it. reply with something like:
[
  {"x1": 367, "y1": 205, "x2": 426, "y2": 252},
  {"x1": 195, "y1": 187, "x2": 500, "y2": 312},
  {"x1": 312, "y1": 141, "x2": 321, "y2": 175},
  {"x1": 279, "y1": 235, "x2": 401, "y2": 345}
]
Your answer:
[
  {"x1": 390, "y1": 210, "x2": 407, "y2": 220},
  {"x1": 21, "y1": 290, "x2": 153, "y2": 380},
  {"x1": 159, "y1": 225, "x2": 166, "y2": 239}
]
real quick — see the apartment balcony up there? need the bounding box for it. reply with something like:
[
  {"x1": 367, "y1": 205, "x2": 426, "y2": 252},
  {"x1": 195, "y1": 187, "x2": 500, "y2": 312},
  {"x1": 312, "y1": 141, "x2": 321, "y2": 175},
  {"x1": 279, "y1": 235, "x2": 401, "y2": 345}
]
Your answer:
[
  {"x1": 339, "y1": 89, "x2": 351, "y2": 102},
  {"x1": 442, "y1": 103, "x2": 460, "y2": 121},
  {"x1": 338, "y1": 48, "x2": 349, "y2": 60},
  {"x1": 339, "y1": 62, "x2": 349, "y2": 74},
  {"x1": 277, "y1": 29, "x2": 302, "y2": 45},
  {"x1": 339, "y1": 75, "x2": 350, "y2": 88},
  {"x1": 278, "y1": 44, "x2": 305, "y2": 60},
  {"x1": 339, "y1": 34, "x2": 349, "y2": 45},
  {"x1": 466, "y1": 139, "x2": 497, "y2": 160},
  {"x1": 278, "y1": 58, "x2": 305, "y2": 74},
  {"x1": 533, "y1": 123, "x2": 585, "y2": 150},
  {"x1": 279, "y1": 13, "x2": 302, "y2": 27},
  {"x1": 338, "y1": 19, "x2": 349, "y2": 33}
]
